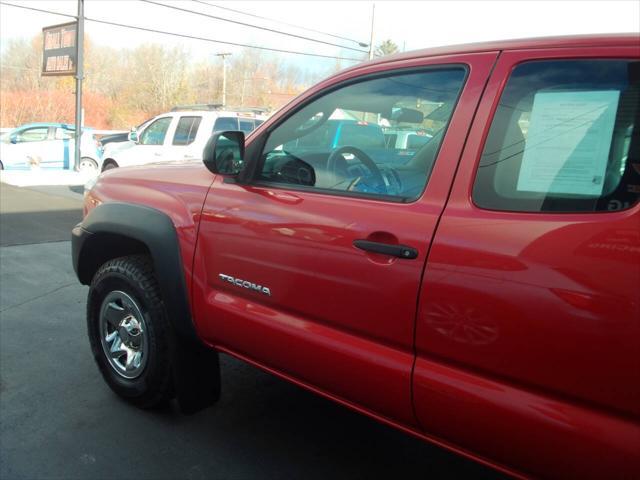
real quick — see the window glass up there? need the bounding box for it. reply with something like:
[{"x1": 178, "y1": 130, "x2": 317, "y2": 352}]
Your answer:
[
  {"x1": 259, "y1": 68, "x2": 467, "y2": 201},
  {"x1": 55, "y1": 127, "x2": 75, "y2": 140},
  {"x1": 16, "y1": 127, "x2": 49, "y2": 142},
  {"x1": 139, "y1": 117, "x2": 172, "y2": 145},
  {"x1": 473, "y1": 60, "x2": 640, "y2": 212},
  {"x1": 172, "y1": 116, "x2": 202, "y2": 145},
  {"x1": 407, "y1": 133, "x2": 432, "y2": 150},
  {"x1": 213, "y1": 117, "x2": 239, "y2": 132},
  {"x1": 239, "y1": 119, "x2": 255, "y2": 133}
]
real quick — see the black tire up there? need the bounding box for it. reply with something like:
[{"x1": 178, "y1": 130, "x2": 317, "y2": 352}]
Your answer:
[
  {"x1": 87, "y1": 255, "x2": 174, "y2": 408},
  {"x1": 102, "y1": 160, "x2": 118, "y2": 171},
  {"x1": 0, "y1": 160, "x2": 4, "y2": 170}
]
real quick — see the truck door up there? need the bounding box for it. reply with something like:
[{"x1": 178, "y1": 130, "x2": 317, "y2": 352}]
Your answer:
[
  {"x1": 413, "y1": 45, "x2": 640, "y2": 477},
  {"x1": 116, "y1": 116, "x2": 173, "y2": 167},
  {"x1": 192, "y1": 52, "x2": 498, "y2": 425},
  {"x1": 164, "y1": 115, "x2": 203, "y2": 162}
]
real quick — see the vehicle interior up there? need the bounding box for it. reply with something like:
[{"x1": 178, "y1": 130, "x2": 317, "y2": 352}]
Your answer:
[{"x1": 257, "y1": 68, "x2": 466, "y2": 201}]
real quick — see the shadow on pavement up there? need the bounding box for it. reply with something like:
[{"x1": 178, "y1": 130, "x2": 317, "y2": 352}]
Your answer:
[
  {"x1": 0, "y1": 184, "x2": 82, "y2": 246},
  {"x1": 0, "y1": 209, "x2": 81, "y2": 246}
]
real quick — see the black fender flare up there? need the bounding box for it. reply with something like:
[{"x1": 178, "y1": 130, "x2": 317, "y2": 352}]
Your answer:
[
  {"x1": 72, "y1": 202, "x2": 220, "y2": 413},
  {"x1": 72, "y1": 202, "x2": 197, "y2": 343}
]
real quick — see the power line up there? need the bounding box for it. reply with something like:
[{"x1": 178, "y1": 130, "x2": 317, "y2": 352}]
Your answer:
[
  {"x1": 0, "y1": 1, "x2": 364, "y2": 62},
  {"x1": 140, "y1": 0, "x2": 368, "y2": 54},
  {"x1": 192, "y1": 0, "x2": 369, "y2": 47},
  {"x1": 86, "y1": 17, "x2": 364, "y2": 62},
  {"x1": 0, "y1": 1, "x2": 75, "y2": 19}
]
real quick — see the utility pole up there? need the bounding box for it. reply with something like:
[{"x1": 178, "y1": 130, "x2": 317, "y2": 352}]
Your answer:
[
  {"x1": 215, "y1": 52, "x2": 231, "y2": 107},
  {"x1": 367, "y1": 3, "x2": 375, "y2": 60},
  {"x1": 74, "y1": 0, "x2": 84, "y2": 171}
]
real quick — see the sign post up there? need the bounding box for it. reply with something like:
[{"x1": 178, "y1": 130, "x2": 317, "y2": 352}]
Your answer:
[
  {"x1": 41, "y1": 0, "x2": 84, "y2": 171},
  {"x1": 74, "y1": 0, "x2": 84, "y2": 172}
]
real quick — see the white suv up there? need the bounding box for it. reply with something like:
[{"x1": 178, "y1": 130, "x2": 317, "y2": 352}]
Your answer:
[{"x1": 99, "y1": 107, "x2": 267, "y2": 171}]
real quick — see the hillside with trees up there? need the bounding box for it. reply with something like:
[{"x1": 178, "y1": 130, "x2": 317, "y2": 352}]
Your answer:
[{"x1": 0, "y1": 36, "x2": 323, "y2": 129}]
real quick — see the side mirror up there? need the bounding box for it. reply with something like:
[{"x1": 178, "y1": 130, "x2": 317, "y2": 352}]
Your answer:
[
  {"x1": 10, "y1": 135, "x2": 17, "y2": 144},
  {"x1": 128, "y1": 128, "x2": 138, "y2": 143},
  {"x1": 203, "y1": 130, "x2": 245, "y2": 175}
]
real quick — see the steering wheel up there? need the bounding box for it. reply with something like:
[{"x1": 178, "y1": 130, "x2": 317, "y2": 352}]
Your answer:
[{"x1": 326, "y1": 146, "x2": 386, "y2": 192}]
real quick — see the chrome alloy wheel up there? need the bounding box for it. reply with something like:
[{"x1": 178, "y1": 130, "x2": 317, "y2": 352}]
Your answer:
[{"x1": 99, "y1": 290, "x2": 148, "y2": 379}]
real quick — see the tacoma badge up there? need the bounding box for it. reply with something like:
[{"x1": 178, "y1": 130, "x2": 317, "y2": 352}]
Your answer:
[{"x1": 219, "y1": 273, "x2": 272, "y2": 296}]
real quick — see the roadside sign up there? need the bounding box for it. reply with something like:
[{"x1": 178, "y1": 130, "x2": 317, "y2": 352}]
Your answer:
[{"x1": 42, "y1": 21, "x2": 77, "y2": 76}]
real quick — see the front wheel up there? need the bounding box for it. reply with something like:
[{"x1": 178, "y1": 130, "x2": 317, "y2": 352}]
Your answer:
[
  {"x1": 87, "y1": 255, "x2": 174, "y2": 408},
  {"x1": 79, "y1": 157, "x2": 99, "y2": 175}
]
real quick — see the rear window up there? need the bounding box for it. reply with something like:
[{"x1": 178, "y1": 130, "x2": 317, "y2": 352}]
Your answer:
[
  {"x1": 213, "y1": 117, "x2": 239, "y2": 132},
  {"x1": 473, "y1": 59, "x2": 640, "y2": 212},
  {"x1": 172, "y1": 116, "x2": 201, "y2": 145}
]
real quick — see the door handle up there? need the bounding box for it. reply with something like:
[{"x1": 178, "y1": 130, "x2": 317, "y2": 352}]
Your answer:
[
  {"x1": 184, "y1": 154, "x2": 195, "y2": 159},
  {"x1": 154, "y1": 152, "x2": 162, "y2": 156},
  {"x1": 353, "y1": 240, "x2": 418, "y2": 259}
]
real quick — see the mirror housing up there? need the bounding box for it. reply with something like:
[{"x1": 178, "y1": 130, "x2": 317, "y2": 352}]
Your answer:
[
  {"x1": 203, "y1": 130, "x2": 246, "y2": 175},
  {"x1": 128, "y1": 127, "x2": 138, "y2": 143}
]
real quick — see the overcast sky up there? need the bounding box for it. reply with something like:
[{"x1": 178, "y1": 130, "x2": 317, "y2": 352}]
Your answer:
[{"x1": 1, "y1": 0, "x2": 639, "y2": 74}]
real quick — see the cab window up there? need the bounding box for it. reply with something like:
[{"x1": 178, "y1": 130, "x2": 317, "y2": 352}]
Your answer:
[
  {"x1": 213, "y1": 117, "x2": 239, "y2": 132},
  {"x1": 259, "y1": 68, "x2": 467, "y2": 201},
  {"x1": 172, "y1": 116, "x2": 201, "y2": 145},
  {"x1": 239, "y1": 119, "x2": 255, "y2": 133},
  {"x1": 15, "y1": 127, "x2": 49, "y2": 143},
  {"x1": 473, "y1": 59, "x2": 640, "y2": 212},
  {"x1": 139, "y1": 117, "x2": 172, "y2": 146}
]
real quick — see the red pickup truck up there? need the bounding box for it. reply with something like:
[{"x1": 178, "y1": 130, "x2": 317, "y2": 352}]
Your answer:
[{"x1": 72, "y1": 34, "x2": 640, "y2": 479}]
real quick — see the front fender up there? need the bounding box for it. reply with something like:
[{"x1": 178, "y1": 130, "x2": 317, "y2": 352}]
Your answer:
[{"x1": 72, "y1": 202, "x2": 198, "y2": 344}]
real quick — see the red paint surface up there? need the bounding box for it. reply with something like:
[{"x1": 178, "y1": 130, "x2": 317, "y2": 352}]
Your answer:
[{"x1": 414, "y1": 44, "x2": 640, "y2": 478}]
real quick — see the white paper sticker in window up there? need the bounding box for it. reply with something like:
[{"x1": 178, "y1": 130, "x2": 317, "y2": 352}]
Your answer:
[{"x1": 516, "y1": 90, "x2": 620, "y2": 196}]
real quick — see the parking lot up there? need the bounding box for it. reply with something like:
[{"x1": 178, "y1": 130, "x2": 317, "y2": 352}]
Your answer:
[{"x1": 0, "y1": 181, "x2": 501, "y2": 479}]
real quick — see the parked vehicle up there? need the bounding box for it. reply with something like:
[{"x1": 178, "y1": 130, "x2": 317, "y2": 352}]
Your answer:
[
  {"x1": 73, "y1": 34, "x2": 640, "y2": 479},
  {"x1": 0, "y1": 123, "x2": 101, "y2": 172},
  {"x1": 99, "y1": 118, "x2": 154, "y2": 147},
  {"x1": 99, "y1": 107, "x2": 267, "y2": 171},
  {"x1": 383, "y1": 128, "x2": 433, "y2": 150},
  {"x1": 99, "y1": 118, "x2": 154, "y2": 170}
]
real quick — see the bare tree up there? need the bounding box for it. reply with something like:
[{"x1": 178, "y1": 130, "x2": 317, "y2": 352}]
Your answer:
[{"x1": 375, "y1": 39, "x2": 399, "y2": 57}]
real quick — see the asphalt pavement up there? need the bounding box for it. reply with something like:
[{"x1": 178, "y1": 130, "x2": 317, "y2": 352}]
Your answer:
[
  {"x1": 0, "y1": 183, "x2": 84, "y2": 246},
  {"x1": 0, "y1": 183, "x2": 502, "y2": 479}
]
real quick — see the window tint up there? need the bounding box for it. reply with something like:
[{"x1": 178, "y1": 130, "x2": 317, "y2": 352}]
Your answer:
[
  {"x1": 16, "y1": 127, "x2": 48, "y2": 142},
  {"x1": 407, "y1": 133, "x2": 431, "y2": 149},
  {"x1": 213, "y1": 117, "x2": 239, "y2": 132},
  {"x1": 172, "y1": 116, "x2": 202, "y2": 145},
  {"x1": 239, "y1": 119, "x2": 255, "y2": 133},
  {"x1": 473, "y1": 60, "x2": 640, "y2": 212},
  {"x1": 139, "y1": 117, "x2": 172, "y2": 145},
  {"x1": 259, "y1": 68, "x2": 467, "y2": 201}
]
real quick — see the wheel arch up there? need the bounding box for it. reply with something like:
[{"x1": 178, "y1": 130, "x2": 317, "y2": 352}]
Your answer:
[
  {"x1": 101, "y1": 158, "x2": 118, "y2": 171},
  {"x1": 72, "y1": 202, "x2": 197, "y2": 344},
  {"x1": 73, "y1": 202, "x2": 221, "y2": 413}
]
